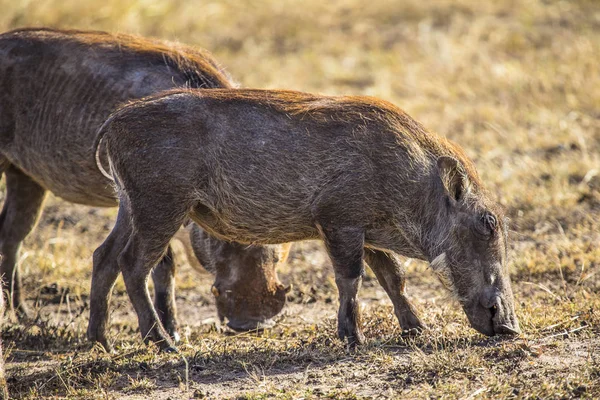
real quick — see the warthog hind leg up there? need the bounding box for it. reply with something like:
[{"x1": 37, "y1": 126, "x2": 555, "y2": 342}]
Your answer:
[
  {"x1": 364, "y1": 249, "x2": 425, "y2": 334},
  {"x1": 320, "y1": 224, "x2": 366, "y2": 347},
  {"x1": 151, "y1": 245, "x2": 180, "y2": 342},
  {"x1": 87, "y1": 203, "x2": 132, "y2": 352},
  {"x1": 0, "y1": 166, "x2": 47, "y2": 318},
  {"x1": 116, "y1": 197, "x2": 188, "y2": 352}
]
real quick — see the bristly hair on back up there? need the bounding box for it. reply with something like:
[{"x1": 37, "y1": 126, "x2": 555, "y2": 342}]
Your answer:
[
  {"x1": 107, "y1": 86, "x2": 493, "y2": 207},
  {"x1": 183, "y1": 88, "x2": 485, "y2": 188},
  {"x1": 3, "y1": 27, "x2": 235, "y2": 90}
]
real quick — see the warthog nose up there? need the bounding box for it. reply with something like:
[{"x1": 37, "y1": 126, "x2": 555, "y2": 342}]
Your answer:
[
  {"x1": 485, "y1": 295, "x2": 521, "y2": 336},
  {"x1": 479, "y1": 290, "x2": 499, "y2": 309}
]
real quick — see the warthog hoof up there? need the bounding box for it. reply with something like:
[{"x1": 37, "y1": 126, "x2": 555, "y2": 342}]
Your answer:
[
  {"x1": 338, "y1": 325, "x2": 365, "y2": 348},
  {"x1": 346, "y1": 333, "x2": 366, "y2": 349},
  {"x1": 87, "y1": 323, "x2": 114, "y2": 353},
  {"x1": 401, "y1": 327, "x2": 424, "y2": 337},
  {"x1": 162, "y1": 346, "x2": 178, "y2": 354},
  {"x1": 12, "y1": 302, "x2": 32, "y2": 321},
  {"x1": 400, "y1": 312, "x2": 426, "y2": 335},
  {"x1": 143, "y1": 333, "x2": 176, "y2": 352},
  {"x1": 88, "y1": 335, "x2": 114, "y2": 353}
]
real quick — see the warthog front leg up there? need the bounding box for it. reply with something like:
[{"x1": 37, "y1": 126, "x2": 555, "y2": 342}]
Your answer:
[
  {"x1": 0, "y1": 166, "x2": 47, "y2": 318},
  {"x1": 320, "y1": 225, "x2": 366, "y2": 347},
  {"x1": 88, "y1": 205, "x2": 132, "y2": 352},
  {"x1": 364, "y1": 249, "x2": 425, "y2": 334},
  {"x1": 151, "y1": 245, "x2": 180, "y2": 343}
]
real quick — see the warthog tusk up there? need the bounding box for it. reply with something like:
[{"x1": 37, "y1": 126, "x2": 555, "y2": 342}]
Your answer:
[{"x1": 498, "y1": 324, "x2": 520, "y2": 335}]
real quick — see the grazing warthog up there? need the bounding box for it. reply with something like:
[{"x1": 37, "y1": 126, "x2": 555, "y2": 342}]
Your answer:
[
  {"x1": 176, "y1": 223, "x2": 292, "y2": 330},
  {"x1": 0, "y1": 28, "x2": 289, "y2": 349},
  {"x1": 93, "y1": 88, "x2": 521, "y2": 350}
]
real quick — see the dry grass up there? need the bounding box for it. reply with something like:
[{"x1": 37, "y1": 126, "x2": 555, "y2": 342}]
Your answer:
[{"x1": 1, "y1": 0, "x2": 600, "y2": 398}]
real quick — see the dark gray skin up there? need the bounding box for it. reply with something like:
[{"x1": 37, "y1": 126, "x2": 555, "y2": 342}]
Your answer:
[
  {"x1": 0, "y1": 28, "x2": 288, "y2": 349},
  {"x1": 93, "y1": 88, "x2": 520, "y2": 351}
]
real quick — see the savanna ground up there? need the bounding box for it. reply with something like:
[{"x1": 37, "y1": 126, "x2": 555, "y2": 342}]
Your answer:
[{"x1": 1, "y1": 0, "x2": 600, "y2": 398}]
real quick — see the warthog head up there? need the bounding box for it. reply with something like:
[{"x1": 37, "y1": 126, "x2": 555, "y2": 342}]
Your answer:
[
  {"x1": 428, "y1": 156, "x2": 520, "y2": 336},
  {"x1": 211, "y1": 244, "x2": 291, "y2": 331},
  {"x1": 187, "y1": 225, "x2": 291, "y2": 331}
]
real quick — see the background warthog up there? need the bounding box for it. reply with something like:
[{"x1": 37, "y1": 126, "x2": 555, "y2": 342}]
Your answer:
[
  {"x1": 0, "y1": 28, "x2": 288, "y2": 350},
  {"x1": 175, "y1": 223, "x2": 291, "y2": 330},
  {"x1": 94, "y1": 88, "x2": 520, "y2": 350}
]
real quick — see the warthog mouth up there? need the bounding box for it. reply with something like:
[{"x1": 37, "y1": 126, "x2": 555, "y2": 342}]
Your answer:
[
  {"x1": 491, "y1": 300, "x2": 521, "y2": 336},
  {"x1": 465, "y1": 297, "x2": 521, "y2": 337},
  {"x1": 226, "y1": 318, "x2": 276, "y2": 332},
  {"x1": 470, "y1": 316, "x2": 520, "y2": 337},
  {"x1": 495, "y1": 324, "x2": 520, "y2": 335}
]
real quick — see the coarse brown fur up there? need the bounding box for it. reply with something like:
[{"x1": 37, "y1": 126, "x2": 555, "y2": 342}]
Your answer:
[
  {"x1": 0, "y1": 28, "x2": 288, "y2": 351},
  {"x1": 93, "y1": 88, "x2": 520, "y2": 350}
]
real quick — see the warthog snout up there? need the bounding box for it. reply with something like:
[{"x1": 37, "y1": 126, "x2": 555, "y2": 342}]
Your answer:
[
  {"x1": 487, "y1": 293, "x2": 520, "y2": 335},
  {"x1": 212, "y1": 281, "x2": 290, "y2": 331},
  {"x1": 462, "y1": 286, "x2": 520, "y2": 337}
]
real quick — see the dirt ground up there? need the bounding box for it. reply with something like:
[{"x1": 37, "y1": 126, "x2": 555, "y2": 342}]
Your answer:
[
  {"x1": 3, "y1": 201, "x2": 599, "y2": 399},
  {"x1": 1, "y1": 0, "x2": 600, "y2": 398}
]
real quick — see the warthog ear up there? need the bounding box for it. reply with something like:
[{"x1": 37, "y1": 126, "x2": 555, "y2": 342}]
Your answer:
[{"x1": 437, "y1": 156, "x2": 469, "y2": 202}]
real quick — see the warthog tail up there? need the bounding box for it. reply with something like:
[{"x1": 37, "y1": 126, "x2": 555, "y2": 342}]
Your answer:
[{"x1": 93, "y1": 113, "x2": 117, "y2": 181}]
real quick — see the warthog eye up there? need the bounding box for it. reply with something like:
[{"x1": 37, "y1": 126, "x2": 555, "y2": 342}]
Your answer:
[
  {"x1": 475, "y1": 212, "x2": 497, "y2": 238},
  {"x1": 483, "y1": 213, "x2": 497, "y2": 230}
]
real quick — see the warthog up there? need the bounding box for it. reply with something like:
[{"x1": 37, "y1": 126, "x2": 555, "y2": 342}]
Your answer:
[
  {"x1": 0, "y1": 28, "x2": 289, "y2": 348},
  {"x1": 93, "y1": 88, "x2": 521, "y2": 350},
  {"x1": 176, "y1": 223, "x2": 292, "y2": 330}
]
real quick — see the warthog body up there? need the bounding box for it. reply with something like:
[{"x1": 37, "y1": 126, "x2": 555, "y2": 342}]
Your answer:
[
  {"x1": 0, "y1": 29, "x2": 289, "y2": 349},
  {"x1": 94, "y1": 88, "x2": 520, "y2": 350}
]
